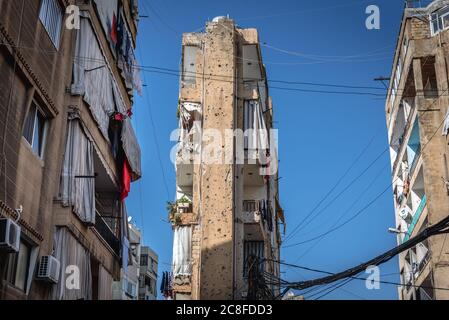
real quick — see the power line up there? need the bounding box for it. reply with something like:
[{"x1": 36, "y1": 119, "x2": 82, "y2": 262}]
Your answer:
[
  {"x1": 136, "y1": 47, "x2": 171, "y2": 201},
  {"x1": 282, "y1": 136, "x2": 379, "y2": 244},
  {"x1": 311, "y1": 278, "x2": 355, "y2": 300},
  {"x1": 235, "y1": 0, "x2": 372, "y2": 21},
  {"x1": 0, "y1": 42, "x2": 439, "y2": 100},
  {"x1": 261, "y1": 42, "x2": 393, "y2": 62},
  {"x1": 284, "y1": 58, "x2": 449, "y2": 248},
  {"x1": 293, "y1": 163, "x2": 390, "y2": 262},
  {"x1": 272, "y1": 214, "x2": 449, "y2": 291},
  {"x1": 282, "y1": 178, "x2": 396, "y2": 248}
]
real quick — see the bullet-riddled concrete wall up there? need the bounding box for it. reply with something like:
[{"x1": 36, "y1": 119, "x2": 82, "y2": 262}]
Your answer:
[{"x1": 197, "y1": 19, "x2": 237, "y2": 300}]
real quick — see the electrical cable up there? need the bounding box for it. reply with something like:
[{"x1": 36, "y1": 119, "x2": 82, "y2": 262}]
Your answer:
[
  {"x1": 282, "y1": 136, "x2": 380, "y2": 244},
  {"x1": 292, "y1": 163, "x2": 390, "y2": 262}
]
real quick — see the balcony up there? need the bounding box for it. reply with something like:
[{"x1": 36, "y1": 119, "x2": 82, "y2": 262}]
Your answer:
[
  {"x1": 167, "y1": 197, "x2": 196, "y2": 228},
  {"x1": 403, "y1": 195, "x2": 427, "y2": 242},
  {"x1": 242, "y1": 200, "x2": 262, "y2": 224},
  {"x1": 94, "y1": 211, "x2": 120, "y2": 256},
  {"x1": 409, "y1": 145, "x2": 421, "y2": 176}
]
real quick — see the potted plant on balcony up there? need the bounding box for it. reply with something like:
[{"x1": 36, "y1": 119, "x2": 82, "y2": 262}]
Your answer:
[
  {"x1": 167, "y1": 196, "x2": 192, "y2": 226},
  {"x1": 176, "y1": 196, "x2": 192, "y2": 214}
]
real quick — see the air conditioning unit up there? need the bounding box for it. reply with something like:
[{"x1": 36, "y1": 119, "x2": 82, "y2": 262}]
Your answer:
[
  {"x1": 0, "y1": 218, "x2": 21, "y2": 253},
  {"x1": 36, "y1": 255, "x2": 60, "y2": 284},
  {"x1": 399, "y1": 207, "x2": 413, "y2": 223}
]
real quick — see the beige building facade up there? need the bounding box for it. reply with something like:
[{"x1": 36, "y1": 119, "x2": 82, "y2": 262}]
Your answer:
[
  {"x1": 387, "y1": 0, "x2": 449, "y2": 300},
  {"x1": 0, "y1": 0, "x2": 141, "y2": 300}
]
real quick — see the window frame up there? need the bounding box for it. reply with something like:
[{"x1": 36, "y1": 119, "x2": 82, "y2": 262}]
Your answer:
[
  {"x1": 5, "y1": 239, "x2": 33, "y2": 292},
  {"x1": 38, "y1": 0, "x2": 64, "y2": 49},
  {"x1": 22, "y1": 100, "x2": 49, "y2": 159}
]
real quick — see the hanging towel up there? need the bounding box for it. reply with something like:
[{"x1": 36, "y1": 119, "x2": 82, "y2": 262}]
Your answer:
[{"x1": 120, "y1": 158, "x2": 132, "y2": 201}]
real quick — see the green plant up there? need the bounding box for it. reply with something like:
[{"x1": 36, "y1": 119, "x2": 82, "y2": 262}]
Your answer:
[
  {"x1": 167, "y1": 197, "x2": 192, "y2": 224},
  {"x1": 177, "y1": 196, "x2": 191, "y2": 204}
]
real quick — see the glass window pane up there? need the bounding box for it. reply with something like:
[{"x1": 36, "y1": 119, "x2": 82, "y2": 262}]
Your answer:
[
  {"x1": 6, "y1": 252, "x2": 18, "y2": 284},
  {"x1": 39, "y1": 0, "x2": 62, "y2": 48},
  {"x1": 32, "y1": 110, "x2": 46, "y2": 156},
  {"x1": 23, "y1": 104, "x2": 36, "y2": 145},
  {"x1": 443, "y1": 14, "x2": 449, "y2": 29},
  {"x1": 14, "y1": 241, "x2": 30, "y2": 291}
]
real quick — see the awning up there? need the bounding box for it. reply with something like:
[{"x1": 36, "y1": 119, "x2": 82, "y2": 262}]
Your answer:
[{"x1": 121, "y1": 118, "x2": 141, "y2": 180}]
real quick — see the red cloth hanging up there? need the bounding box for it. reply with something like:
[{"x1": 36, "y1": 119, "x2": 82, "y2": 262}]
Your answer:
[
  {"x1": 110, "y1": 14, "x2": 118, "y2": 45},
  {"x1": 120, "y1": 158, "x2": 132, "y2": 201}
]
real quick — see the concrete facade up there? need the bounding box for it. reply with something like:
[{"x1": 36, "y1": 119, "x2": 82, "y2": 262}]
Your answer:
[
  {"x1": 139, "y1": 246, "x2": 158, "y2": 300},
  {"x1": 0, "y1": 0, "x2": 141, "y2": 300},
  {"x1": 172, "y1": 17, "x2": 284, "y2": 300},
  {"x1": 113, "y1": 223, "x2": 141, "y2": 300},
  {"x1": 386, "y1": 0, "x2": 449, "y2": 300}
]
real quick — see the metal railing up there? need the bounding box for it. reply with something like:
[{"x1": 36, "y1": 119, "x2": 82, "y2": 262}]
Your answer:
[
  {"x1": 403, "y1": 195, "x2": 427, "y2": 242},
  {"x1": 409, "y1": 145, "x2": 422, "y2": 176},
  {"x1": 94, "y1": 211, "x2": 120, "y2": 256}
]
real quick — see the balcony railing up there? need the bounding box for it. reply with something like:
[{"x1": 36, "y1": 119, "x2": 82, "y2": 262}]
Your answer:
[
  {"x1": 409, "y1": 145, "x2": 422, "y2": 176},
  {"x1": 94, "y1": 211, "x2": 120, "y2": 256},
  {"x1": 403, "y1": 195, "x2": 427, "y2": 242},
  {"x1": 391, "y1": 102, "x2": 416, "y2": 175}
]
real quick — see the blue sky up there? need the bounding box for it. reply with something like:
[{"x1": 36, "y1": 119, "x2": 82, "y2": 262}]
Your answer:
[{"x1": 126, "y1": 0, "x2": 406, "y2": 300}]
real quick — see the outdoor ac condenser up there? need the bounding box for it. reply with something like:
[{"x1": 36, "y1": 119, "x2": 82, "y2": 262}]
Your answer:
[
  {"x1": 0, "y1": 218, "x2": 21, "y2": 253},
  {"x1": 399, "y1": 207, "x2": 413, "y2": 223},
  {"x1": 36, "y1": 255, "x2": 60, "y2": 284}
]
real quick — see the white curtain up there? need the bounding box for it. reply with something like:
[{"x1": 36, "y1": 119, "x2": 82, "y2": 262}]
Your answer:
[
  {"x1": 51, "y1": 227, "x2": 92, "y2": 300},
  {"x1": 61, "y1": 117, "x2": 96, "y2": 224},
  {"x1": 72, "y1": 12, "x2": 115, "y2": 141},
  {"x1": 416, "y1": 242, "x2": 429, "y2": 264},
  {"x1": 25, "y1": 246, "x2": 39, "y2": 295},
  {"x1": 98, "y1": 265, "x2": 113, "y2": 300},
  {"x1": 179, "y1": 102, "x2": 202, "y2": 154},
  {"x1": 121, "y1": 118, "x2": 141, "y2": 179},
  {"x1": 443, "y1": 107, "x2": 449, "y2": 136},
  {"x1": 244, "y1": 100, "x2": 269, "y2": 152},
  {"x1": 172, "y1": 226, "x2": 192, "y2": 276}
]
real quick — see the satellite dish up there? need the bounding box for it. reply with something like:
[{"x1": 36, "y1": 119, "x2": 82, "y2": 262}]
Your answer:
[{"x1": 128, "y1": 216, "x2": 133, "y2": 223}]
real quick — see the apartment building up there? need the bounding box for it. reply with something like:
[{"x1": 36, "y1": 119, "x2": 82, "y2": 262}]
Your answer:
[
  {"x1": 113, "y1": 223, "x2": 141, "y2": 300},
  {"x1": 0, "y1": 0, "x2": 141, "y2": 299},
  {"x1": 139, "y1": 246, "x2": 158, "y2": 300},
  {"x1": 170, "y1": 16, "x2": 285, "y2": 300},
  {"x1": 386, "y1": 0, "x2": 449, "y2": 300}
]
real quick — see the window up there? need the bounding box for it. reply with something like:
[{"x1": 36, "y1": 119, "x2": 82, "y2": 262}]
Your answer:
[
  {"x1": 430, "y1": 6, "x2": 449, "y2": 35},
  {"x1": 243, "y1": 200, "x2": 257, "y2": 212},
  {"x1": 421, "y1": 57, "x2": 438, "y2": 98},
  {"x1": 140, "y1": 254, "x2": 148, "y2": 266},
  {"x1": 243, "y1": 241, "x2": 264, "y2": 277},
  {"x1": 6, "y1": 240, "x2": 32, "y2": 291},
  {"x1": 23, "y1": 101, "x2": 48, "y2": 158},
  {"x1": 39, "y1": 0, "x2": 63, "y2": 48},
  {"x1": 182, "y1": 46, "x2": 198, "y2": 85}
]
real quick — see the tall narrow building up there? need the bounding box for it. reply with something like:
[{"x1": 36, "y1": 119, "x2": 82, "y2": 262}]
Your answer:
[
  {"x1": 386, "y1": 0, "x2": 449, "y2": 300},
  {"x1": 170, "y1": 16, "x2": 285, "y2": 300}
]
